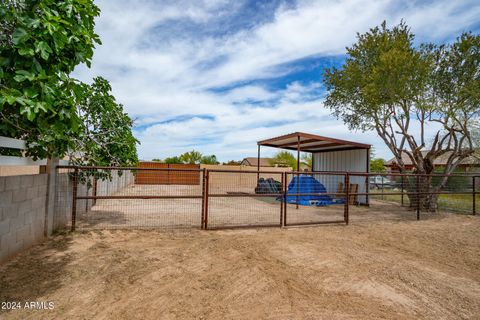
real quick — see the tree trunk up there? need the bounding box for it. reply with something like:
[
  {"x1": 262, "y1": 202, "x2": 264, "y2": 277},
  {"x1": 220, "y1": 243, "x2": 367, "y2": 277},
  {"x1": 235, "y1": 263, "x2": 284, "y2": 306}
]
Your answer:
[{"x1": 406, "y1": 175, "x2": 438, "y2": 212}]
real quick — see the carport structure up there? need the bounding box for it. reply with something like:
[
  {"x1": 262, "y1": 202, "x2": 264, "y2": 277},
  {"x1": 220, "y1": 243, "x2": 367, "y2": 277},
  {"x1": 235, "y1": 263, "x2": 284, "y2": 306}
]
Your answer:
[{"x1": 257, "y1": 132, "x2": 372, "y2": 205}]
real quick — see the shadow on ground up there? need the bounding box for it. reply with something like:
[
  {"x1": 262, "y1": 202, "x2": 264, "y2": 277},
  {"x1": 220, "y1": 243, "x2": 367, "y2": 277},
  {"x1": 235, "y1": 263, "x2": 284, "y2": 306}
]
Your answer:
[{"x1": 0, "y1": 233, "x2": 75, "y2": 309}]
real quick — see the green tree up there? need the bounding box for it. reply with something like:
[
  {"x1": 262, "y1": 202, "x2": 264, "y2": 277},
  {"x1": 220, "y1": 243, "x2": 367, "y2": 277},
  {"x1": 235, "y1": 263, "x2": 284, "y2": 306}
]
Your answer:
[
  {"x1": 0, "y1": 0, "x2": 101, "y2": 159},
  {"x1": 179, "y1": 150, "x2": 203, "y2": 164},
  {"x1": 223, "y1": 160, "x2": 241, "y2": 165},
  {"x1": 369, "y1": 147, "x2": 386, "y2": 172},
  {"x1": 163, "y1": 156, "x2": 182, "y2": 164},
  {"x1": 301, "y1": 153, "x2": 312, "y2": 168},
  {"x1": 270, "y1": 151, "x2": 297, "y2": 169},
  {"x1": 200, "y1": 155, "x2": 219, "y2": 164},
  {"x1": 69, "y1": 77, "x2": 138, "y2": 167},
  {"x1": 370, "y1": 158, "x2": 386, "y2": 172},
  {"x1": 324, "y1": 21, "x2": 479, "y2": 210},
  {"x1": 152, "y1": 158, "x2": 162, "y2": 162}
]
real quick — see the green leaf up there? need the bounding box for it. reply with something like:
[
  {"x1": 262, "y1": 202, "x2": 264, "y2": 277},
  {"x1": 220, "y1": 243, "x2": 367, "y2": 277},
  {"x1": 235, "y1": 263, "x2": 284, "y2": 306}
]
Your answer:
[
  {"x1": 0, "y1": 56, "x2": 9, "y2": 66},
  {"x1": 6, "y1": 95, "x2": 17, "y2": 104},
  {"x1": 32, "y1": 58, "x2": 43, "y2": 73},
  {"x1": 18, "y1": 47, "x2": 35, "y2": 56},
  {"x1": 26, "y1": 18, "x2": 41, "y2": 28},
  {"x1": 13, "y1": 70, "x2": 35, "y2": 82},
  {"x1": 23, "y1": 88, "x2": 39, "y2": 99},
  {"x1": 17, "y1": 97, "x2": 31, "y2": 107},
  {"x1": 52, "y1": 31, "x2": 67, "y2": 51},
  {"x1": 35, "y1": 102, "x2": 48, "y2": 113},
  {"x1": 12, "y1": 28, "x2": 29, "y2": 45},
  {"x1": 36, "y1": 41, "x2": 53, "y2": 60}
]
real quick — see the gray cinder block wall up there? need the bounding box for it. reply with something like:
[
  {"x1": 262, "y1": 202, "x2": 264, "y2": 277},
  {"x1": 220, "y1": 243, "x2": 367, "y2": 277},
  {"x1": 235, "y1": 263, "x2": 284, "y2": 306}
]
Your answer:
[
  {"x1": 0, "y1": 174, "x2": 48, "y2": 263},
  {"x1": 1, "y1": 170, "x2": 134, "y2": 264}
]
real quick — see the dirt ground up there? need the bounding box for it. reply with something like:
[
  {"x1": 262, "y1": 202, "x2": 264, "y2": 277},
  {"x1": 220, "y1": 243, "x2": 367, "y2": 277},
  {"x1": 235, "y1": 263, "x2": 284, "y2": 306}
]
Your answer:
[{"x1": 1, "y1": 213, "x2": 479, "y2": 319}]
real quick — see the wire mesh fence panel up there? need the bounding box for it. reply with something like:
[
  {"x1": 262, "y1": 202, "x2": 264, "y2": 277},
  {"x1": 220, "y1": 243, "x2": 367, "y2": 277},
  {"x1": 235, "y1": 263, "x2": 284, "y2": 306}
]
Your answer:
[
  {"x1": 54, "y1": 167, "x2": 203, "y2": 230},
  {"x1": 205, "y1": 170, "x2": 283, "y2": 229},
  {"x1": 284, "y1": 172, "x2": 347, "y2": 226},
  {"x1": 54, "y1": 167, "x2": 76, "y2": 230},
  {"x1": 352, "y1": 173, "x2": 478, "y2": 221},
  {"x1": 55, "y1": 166, "x2": 478, "y2": 231},
  {"x1": 74, "y1": 198, "x2": 202, "y2": 230},
  {"x1": 429, "y1": 174, "x2": 477, "y2": 214}
]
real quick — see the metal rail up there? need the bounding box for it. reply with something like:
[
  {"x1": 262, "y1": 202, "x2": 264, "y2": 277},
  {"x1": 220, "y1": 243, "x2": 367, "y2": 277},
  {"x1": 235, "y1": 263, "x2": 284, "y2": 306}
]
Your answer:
[{"x1": 62, "y1": 166, "x2": 479, "y2": 231}]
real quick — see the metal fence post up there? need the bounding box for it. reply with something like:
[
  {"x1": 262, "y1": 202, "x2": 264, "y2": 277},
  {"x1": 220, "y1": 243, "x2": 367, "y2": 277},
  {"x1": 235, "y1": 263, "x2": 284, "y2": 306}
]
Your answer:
[
  {"x1": 283, "y1": 172, "x2": 288, "y2": 227},
  {"x1": 201, "y1": 168, "x2": 206, "y2": 229},
  {"x1": 279, "y1": 172, "x2": 284, "y2": 227},
  {"x1": 204, "y1": 170, "x2": 210, "y2": 230},
  {"x1": 71, "y1": 167, "x2": 79, "y2": 231},
  {"x1": 401, "y1": 175, "x2": 404, "y2": 206},
  {"x1": 344, "y1": 173, "x2": 350, "y2": 225},
  {"x1": 93, "y1": 175, "x2": 98, "y2": 206},
  {"x1": 381, "y1": 175, "x2": 384, "y2": 200},
  {"x1": 473, "y1": 176, "x2": 476, "y2": 216},
  {"x1": 416, "y1": 175, "x2": 420, "y2": 221}
]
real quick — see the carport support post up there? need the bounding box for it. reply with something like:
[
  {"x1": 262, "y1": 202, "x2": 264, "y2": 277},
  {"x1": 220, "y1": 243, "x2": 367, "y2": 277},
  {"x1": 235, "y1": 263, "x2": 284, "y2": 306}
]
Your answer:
[
  {"x1": 257, "y1": 144, "x2": 260, "y2": 183},
  {"x1": 296, "y1": 135, "x2": 300, "y2": 210}
]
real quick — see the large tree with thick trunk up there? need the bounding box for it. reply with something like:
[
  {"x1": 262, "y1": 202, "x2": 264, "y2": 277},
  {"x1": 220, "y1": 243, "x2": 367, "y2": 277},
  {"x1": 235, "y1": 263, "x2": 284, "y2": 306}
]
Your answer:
[{"x1": 323, "y1": 21, "x2": 479, "y2": 211}]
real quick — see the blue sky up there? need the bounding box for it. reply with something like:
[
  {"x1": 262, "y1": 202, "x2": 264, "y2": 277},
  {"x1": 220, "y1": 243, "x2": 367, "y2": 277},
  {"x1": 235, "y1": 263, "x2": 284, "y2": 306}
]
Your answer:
[{"x1": 73, "y1": 0, "x2": 480, "y2": 162}]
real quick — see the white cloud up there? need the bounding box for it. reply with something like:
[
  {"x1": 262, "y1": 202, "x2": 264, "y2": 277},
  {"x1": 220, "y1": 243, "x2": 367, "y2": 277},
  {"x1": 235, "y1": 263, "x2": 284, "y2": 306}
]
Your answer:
[{"x1": 72, "y1": 0, "x2": 480, "y2": 161}]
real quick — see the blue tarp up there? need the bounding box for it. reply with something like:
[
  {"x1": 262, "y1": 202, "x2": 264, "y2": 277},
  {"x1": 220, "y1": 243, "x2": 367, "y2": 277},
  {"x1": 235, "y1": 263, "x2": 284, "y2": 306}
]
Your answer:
[{"x1": 283, "y1": 175, "x2": 334, "y2": 206}]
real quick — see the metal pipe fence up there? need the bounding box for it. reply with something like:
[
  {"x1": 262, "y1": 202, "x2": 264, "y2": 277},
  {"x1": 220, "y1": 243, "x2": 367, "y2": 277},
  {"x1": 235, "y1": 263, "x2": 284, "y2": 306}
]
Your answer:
[{"x1": 54, "y1": 166, "x2": 479, "y2": 231}]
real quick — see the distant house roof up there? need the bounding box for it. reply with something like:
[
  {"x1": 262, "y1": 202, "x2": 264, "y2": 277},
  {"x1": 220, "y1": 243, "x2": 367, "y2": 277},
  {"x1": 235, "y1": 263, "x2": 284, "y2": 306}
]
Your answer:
[
  {"x1": 241, "y1": 157, "x2": 273, "y2": 167},
  {"x1": 386, "y1": 151, "x2": 480, "y2": 167}
]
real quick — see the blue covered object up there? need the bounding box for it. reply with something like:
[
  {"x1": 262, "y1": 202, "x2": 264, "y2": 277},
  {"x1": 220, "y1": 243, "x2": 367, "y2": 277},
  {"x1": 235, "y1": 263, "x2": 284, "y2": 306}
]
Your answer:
[{"x1": 283, "y1": 175, "x2": 334, "y2": 206}]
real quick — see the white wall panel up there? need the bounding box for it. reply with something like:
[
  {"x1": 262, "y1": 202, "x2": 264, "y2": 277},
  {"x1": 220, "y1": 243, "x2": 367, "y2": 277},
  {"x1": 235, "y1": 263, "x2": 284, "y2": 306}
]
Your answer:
[{"x1": 313, "y1": 149, "x2": 369, "y2": 204}]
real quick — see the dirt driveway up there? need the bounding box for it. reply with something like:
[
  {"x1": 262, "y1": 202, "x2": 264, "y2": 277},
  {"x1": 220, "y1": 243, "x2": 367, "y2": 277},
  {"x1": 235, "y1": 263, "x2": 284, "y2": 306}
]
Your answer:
[{"x1": 1, "y1": 214, "x2": 479, "y2": 319}]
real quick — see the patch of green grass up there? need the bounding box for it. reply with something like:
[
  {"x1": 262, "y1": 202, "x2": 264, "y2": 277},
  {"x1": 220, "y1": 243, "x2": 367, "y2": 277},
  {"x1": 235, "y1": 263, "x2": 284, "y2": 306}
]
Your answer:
[{"x1": 369, "y1": 189, "x2": 479, "y2": 213}]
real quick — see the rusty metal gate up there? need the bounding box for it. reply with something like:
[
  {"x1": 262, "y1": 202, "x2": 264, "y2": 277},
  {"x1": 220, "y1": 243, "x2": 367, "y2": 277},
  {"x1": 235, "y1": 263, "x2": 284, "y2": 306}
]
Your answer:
[{"x1": 54, "y1": 166, "x2": 478, "y2": 231}]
